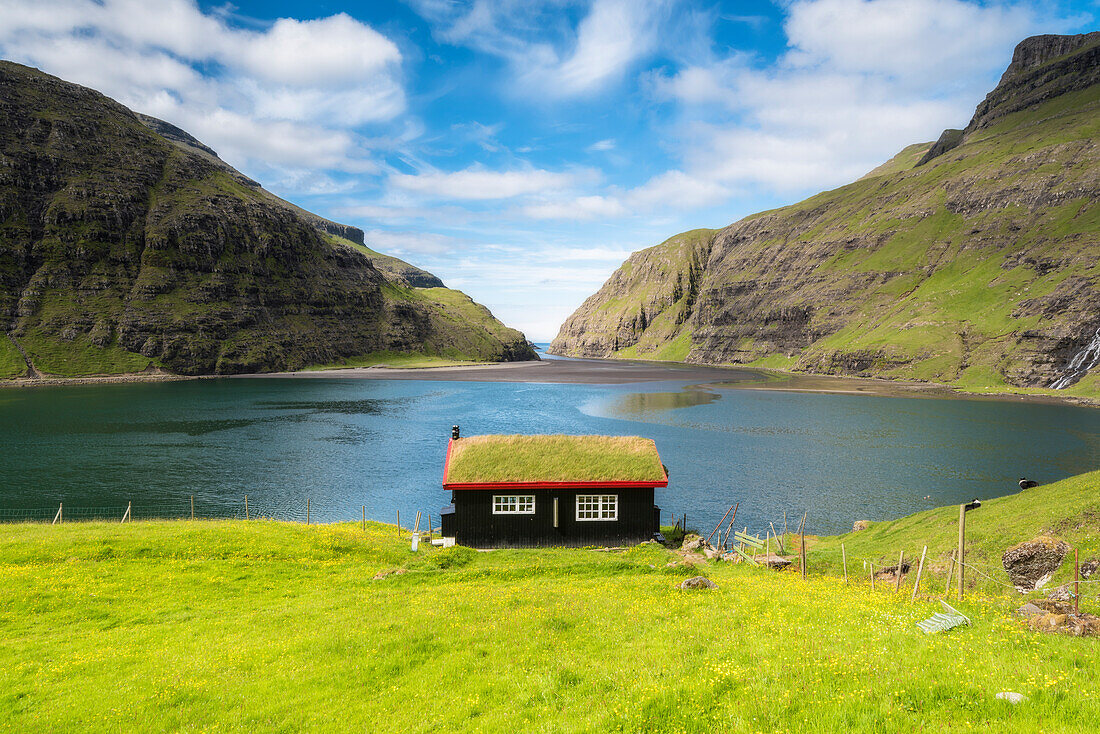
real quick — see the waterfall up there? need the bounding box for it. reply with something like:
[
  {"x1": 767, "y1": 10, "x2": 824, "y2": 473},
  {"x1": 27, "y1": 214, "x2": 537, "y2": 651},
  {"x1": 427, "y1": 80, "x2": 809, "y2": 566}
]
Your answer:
[{"x1": 1050, "y1": 326, "x2": 1100, "y2": 389}]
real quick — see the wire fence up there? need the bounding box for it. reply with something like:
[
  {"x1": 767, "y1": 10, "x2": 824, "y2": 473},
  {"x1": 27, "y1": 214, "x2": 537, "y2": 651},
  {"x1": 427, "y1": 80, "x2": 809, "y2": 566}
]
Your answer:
[{"x1": 0, "y1": 498, "x2": 356, "y2": 525}]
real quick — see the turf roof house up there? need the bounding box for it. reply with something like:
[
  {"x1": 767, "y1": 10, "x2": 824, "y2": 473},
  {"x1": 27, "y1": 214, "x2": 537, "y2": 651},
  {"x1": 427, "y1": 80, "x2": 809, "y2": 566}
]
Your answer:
[{"x1": 439, "y1": 429, "x2": 667, "y2": 548}]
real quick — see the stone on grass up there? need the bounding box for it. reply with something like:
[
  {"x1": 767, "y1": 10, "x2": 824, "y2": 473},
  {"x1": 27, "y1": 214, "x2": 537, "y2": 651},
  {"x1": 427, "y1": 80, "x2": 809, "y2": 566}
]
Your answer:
[
  {"x1": 680, "y1": 534, "x2": 706, "y2": 552},
  {"x1": 1002, "y1": 536, "x2": 1069, "y2": 591},
  {"x1": 1015, "y1": 602, "x2": 1044, "y2": 618},
  {"x1": 996, "y1": 692, "x2": 1027, "y2": 704},
  {"x1": 762, "y1": 554, "x2": 793, "y2": 570},
  {"x1": 703, "y1": 547, "x2": 721, "y2": 560},
  {"x1": 1082, "y1": 558, "x2": 1099, "y2": 579},
  {"x1": 1047, "y1": 585, "x2": 1074, "y2": 602},
  {"x1": 679, "y1": 576, "x2": 718, "y2": 590},
  {"x1": 852, "y1": 520, "x2": 871, "y2": 532}
]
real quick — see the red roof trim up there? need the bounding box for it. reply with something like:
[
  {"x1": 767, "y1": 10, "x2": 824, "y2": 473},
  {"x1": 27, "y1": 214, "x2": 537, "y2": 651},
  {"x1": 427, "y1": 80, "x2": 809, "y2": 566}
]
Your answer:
[
  {"x1": 442, "y1": 437, "x2": 668, "y2": 490},
  {"x1": 444, "y1": 479, "x2": 668, "y2": 490}
]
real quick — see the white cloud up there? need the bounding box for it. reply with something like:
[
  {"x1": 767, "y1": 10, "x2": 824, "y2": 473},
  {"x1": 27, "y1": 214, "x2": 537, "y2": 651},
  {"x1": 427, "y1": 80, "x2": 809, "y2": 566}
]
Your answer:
[
  {"x1": 587, "y1": 138, "x2": 616, "y2": 152},
  {"x1": 390, "y1": 166, "x2": 581, "y2": 200},
  {"x1": 364, "y1": 230, "x2": 457, "y2": 255},
  {"x1": 0, "y1": 0, "x2": 405, "y2": 179},
  {"x1": 647, "y1": 0, "x2": 1057, "y2": 195},
  {"x1": 784, "y1": 0, "x2": 1035, "y2": 85},
  {"x1": 409, "y1": 0, "x2": 672, "y2": 96},
  {"x1": 523, "y1": 195, "x2": 627, "y2": 220},
  {"x1": 626, "y1": 170, "x2": 731, "y2": 209}
]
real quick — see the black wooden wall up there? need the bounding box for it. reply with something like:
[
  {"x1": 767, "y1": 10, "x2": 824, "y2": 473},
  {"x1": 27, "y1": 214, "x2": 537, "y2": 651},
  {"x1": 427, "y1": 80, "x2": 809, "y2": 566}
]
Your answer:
[{"x1": 441, "y1": 488, "x2": 658, "y2": 548}]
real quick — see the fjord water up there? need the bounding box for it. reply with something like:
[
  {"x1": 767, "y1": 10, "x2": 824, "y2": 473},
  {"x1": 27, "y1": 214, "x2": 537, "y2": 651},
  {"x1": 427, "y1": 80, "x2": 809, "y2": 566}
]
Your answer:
[{"x1": 1, "y1": 375, "x2": 1097, "y2": 534}]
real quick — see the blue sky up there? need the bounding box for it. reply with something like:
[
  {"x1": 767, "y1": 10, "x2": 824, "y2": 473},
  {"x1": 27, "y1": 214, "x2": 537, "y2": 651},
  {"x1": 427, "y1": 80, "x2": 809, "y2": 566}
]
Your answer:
[{"x1": 1, "y1": 1, "x2": 1097, "y2": 339}]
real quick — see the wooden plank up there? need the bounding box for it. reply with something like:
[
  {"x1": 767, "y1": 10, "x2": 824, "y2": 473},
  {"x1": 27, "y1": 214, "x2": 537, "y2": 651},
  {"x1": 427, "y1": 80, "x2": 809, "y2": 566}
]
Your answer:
[
  {"x1": 734, "y1": 532, "x2": 764, "y2": 548},
  {"x1": 912, "y1": 545, "x2": 927, "y2": 601},
  {"x1": 732, "y1": 545, "x2": 758, "y2": 565}
]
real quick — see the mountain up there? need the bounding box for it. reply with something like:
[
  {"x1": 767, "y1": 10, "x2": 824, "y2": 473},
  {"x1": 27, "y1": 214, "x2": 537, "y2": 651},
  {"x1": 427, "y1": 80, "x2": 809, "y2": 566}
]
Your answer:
[
  {"x1": 0, "y1": 61, "x2": 535, "y2": 378},
  {"x1": 551, "y1": 32, "x2": 1100, "y2": 396}
]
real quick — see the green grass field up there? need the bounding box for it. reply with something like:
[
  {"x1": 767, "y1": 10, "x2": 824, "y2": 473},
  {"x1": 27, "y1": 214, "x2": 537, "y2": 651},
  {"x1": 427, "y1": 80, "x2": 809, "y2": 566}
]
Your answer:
[{"x1": 3, "y1": 475, "x2": 1099, "y2": 733}]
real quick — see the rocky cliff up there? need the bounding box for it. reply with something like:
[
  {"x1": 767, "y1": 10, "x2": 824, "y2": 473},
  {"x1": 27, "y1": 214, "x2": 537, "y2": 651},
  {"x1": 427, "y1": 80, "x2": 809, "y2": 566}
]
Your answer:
[
  {"x1": 551, "y1": 33, "x2": 1100, "y2": 396},
  {"x1": 0, "y1": 61, "x2": 535, "y2": 377}
]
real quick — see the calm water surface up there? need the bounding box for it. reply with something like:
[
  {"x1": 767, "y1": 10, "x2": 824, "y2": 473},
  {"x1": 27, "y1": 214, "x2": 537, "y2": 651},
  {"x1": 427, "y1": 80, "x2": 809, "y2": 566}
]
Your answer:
[{"x1": 1, "y1": 373, "x2": 1097, "y2": 534}]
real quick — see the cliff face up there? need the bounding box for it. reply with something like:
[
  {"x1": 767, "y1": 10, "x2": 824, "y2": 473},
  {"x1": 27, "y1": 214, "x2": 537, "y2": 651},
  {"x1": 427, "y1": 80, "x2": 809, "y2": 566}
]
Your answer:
[
  {"x1": 0, "y1": 61, "x2": 534, "y2": 377},
  {"x1": 551, "y1": 33, "x2": 1100, "y2": 395}
]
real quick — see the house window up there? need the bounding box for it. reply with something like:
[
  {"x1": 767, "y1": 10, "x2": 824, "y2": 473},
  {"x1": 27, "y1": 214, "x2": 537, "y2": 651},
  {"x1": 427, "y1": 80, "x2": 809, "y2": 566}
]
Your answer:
[
  {"x1": 493, "y1": 495, "x2": 535, "y2": 514},
  {"x1": 576, "y1": 494, "x2": 618, "y2": 521}
]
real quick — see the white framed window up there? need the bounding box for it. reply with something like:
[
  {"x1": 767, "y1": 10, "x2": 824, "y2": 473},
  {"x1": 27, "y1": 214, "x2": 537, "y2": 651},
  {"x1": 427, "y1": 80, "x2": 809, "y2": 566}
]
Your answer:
[
  {"x1": 576, "y1": 494, "x2": 618, "y2": 521},
  {"x1": 492, "y1": 495, "x2": 535, "y2": 514}
]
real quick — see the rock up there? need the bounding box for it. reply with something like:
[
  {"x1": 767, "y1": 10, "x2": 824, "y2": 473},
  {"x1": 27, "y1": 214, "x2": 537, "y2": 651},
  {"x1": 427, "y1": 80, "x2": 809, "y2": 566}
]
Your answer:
[
  {"x1": 1002, "y1": 536, "x2": 1070, "y2": 591},
  {"x1": 1015, "y1": 602, "x2": 1044, "y2": 618},
  {"x1": 995, "y1": 692, "x2": 1027, "y2": 704},
  {"x1": 679, "y1": 576, "x2": 717, "y2": 590},
  {"x1": 762, "y1": 554, "x2": 793, "y2": 570},
  {"x1": 1030, "y1": 612, "x2": 1069, "y2": 632},
  {"x1": 1031, "y1": 598, "x2": 1073, "y2": 614},
  {"x1": 852, "y1": 521, "x2": 871, "y2": 532},
  {"x1": 1081, "y1": 558, "x2": 1099, "y2": 579},
  {"x1": 1047, "y1": 585, "x2": 1074, "y2": 602},
  {"x1": 680, "y1": 534, "x2": 706, "y2": 552},
  {"x1": 876, "y1": 562, "x2": 911, "y2": 581},
  {"x1": 1068, "y1": 614, "x2": 1100, "y2": 637},
  {"x1": 703, "y1": 547, "x2": 721, "y2": 560}
]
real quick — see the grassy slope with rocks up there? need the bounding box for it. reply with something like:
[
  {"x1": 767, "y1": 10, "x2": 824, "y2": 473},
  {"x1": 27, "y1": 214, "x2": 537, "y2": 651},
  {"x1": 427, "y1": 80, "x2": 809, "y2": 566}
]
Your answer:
[
  {"x1": 803, "y1": 469, "x2": 1100, "y2": 596},
  {"x1": 1, "y1": 509, "x2": 1099, "y2": 732},
  {"x1": 0, "y1": 61, "x2": 534, "y2": 379},
  {"x1": 551, "y1": 33, "x2": 1100, "y2": 399}
]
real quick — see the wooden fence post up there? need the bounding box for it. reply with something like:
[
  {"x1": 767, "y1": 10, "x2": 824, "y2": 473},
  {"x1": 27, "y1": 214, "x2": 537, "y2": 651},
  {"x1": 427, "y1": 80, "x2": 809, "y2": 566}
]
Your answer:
[
  {"x1": 912, "y1": 546, "x2": 927, "y2": 601},
  {"x1": 121, "y1": 501, "x2": 131, "y2": 524},
  {"x1": 770, "y1": 522, "x2": 784, "y2": 555},
  {"x1": 957, "y1": 504, "x2": 966, "y2": 602},
  {"x1": 895, "y1": 550, "x2": 905, "y2": 593},
  {"x1": 870, "y1": 562, "x2": 875, "y2": 591},
  {"x1": 306, "y1": 498, "x2": 311, "y2": 525},
  {"x1": 362, "y1": 505, "x2": 366, "y2": 532},
  {"x1": 53, "y1": 503, "x2": 62, "y2": 525},
  {"x1": 707, "y1": 503, "x2": 738, "y2": 545},
  {"x1": 842, "y1": 543, "x2": 848, "y2": 585},
  {"x1": 397, "y1": 510, "x2": 400, "y2": 537},
  {"x1": 190, "y1": 495, "x2": 194, "y2": 521},
  {"x1": 1075, "y1": 548, "x2": 1080, "y2": 615},
  {"x1": 245, "y1": 494, "x2": 249, "y2": 521},
  {"x1": 943, "y1": 551, "x2": 955, "y2": 597}
]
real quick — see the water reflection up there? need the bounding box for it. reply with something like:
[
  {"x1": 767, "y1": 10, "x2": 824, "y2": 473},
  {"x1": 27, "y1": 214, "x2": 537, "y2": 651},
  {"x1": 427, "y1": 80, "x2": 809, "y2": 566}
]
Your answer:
[{"x1": 600, "y1": 388, "x2": 721, "y2": 417}]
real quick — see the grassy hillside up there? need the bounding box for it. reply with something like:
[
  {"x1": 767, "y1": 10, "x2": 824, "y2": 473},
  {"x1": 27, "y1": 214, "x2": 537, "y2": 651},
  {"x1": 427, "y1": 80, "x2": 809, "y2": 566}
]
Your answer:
[
  {"x1": 551, "y1": 34, "x2": 1100, "y2": 399},
  {"x1": 2, "y1": 508, "x2": 1099, "y2": 732},
  {"x1": 0, "y1": 61, "x2": 535, "y2": 379},
  {"x1": 802, "y1": 470, "x2": 1100, "y2": 595}
]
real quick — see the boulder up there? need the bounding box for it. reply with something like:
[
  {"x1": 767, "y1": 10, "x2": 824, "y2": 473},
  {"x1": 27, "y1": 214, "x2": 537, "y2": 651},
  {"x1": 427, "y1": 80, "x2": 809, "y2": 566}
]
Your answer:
[
  {"x1": 680, "y1": 534, "x2": 706, "y2": 552},
  {"x1": 679, "y1": 576, "x2": 718, "y2": 590},
  {"x1": 1002, "y1": 536, "x2": 1069, "y2": 591},
  {"x1": 852, "y1": 521, "x2": 871, "y2": 532},
  {"x1": 1015, "y1": 602, "x2": 1044, "y2": 618},
  {"x1": 1047, "y1": 585, "x2": 1074, "y2": 602},
  {"x1": 1082, "y1": 558, "x2": 1099, "y2": 579},
  {"x1": 995, "y1": 692, "x2": 1027, "y2": 704},
  {"x1": 703, "y1": 547, "x2": 721, "y2": 560}
]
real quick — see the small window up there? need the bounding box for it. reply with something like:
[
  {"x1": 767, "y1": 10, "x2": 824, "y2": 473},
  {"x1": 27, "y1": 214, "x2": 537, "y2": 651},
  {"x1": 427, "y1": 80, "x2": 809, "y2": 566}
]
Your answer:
[
  {"x1": 493, "y1": 495, "x2": 535, "y2": 514},
  {"x1": 576, "y1": 494, "x2": 618, "y2": 521}
]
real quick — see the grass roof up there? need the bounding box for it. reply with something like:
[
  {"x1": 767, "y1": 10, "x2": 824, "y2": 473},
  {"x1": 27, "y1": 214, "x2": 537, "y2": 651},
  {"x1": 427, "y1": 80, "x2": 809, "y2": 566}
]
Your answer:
[{"x1": 445, "y1": 434, "x2": 665, "y2": 484}]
